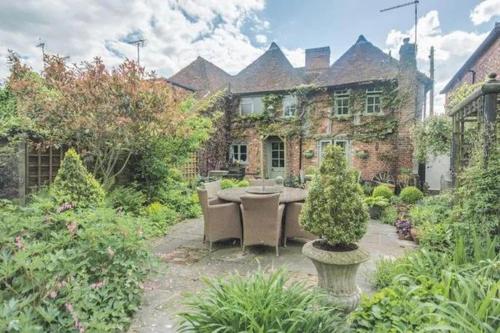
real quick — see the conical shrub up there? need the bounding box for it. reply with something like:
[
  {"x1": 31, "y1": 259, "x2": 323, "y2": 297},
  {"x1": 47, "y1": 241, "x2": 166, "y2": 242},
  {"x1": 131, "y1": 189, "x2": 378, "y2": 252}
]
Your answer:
[
  {"x1": 51, "y1": 148, "x2": 105, "y2": 208},
  {"x1": 300, "y1": 145, "x2": 368, "y2": 247}
]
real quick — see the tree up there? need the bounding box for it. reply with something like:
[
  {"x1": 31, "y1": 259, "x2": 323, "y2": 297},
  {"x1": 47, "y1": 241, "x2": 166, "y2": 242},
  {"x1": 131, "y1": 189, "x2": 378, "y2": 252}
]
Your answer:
[
  {"x1": 300, "y1": 145, "x2": 368, "y2": 247},
  {"x1": 7, "y1": 53, "x2": 206, "y2": 188}
]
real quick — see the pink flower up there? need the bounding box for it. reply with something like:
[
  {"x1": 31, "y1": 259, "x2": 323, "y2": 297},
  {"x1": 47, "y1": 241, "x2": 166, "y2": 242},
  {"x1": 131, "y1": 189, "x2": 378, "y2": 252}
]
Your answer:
[
  {"x1": 15, "y1": 236, "x2": 24, "y2": 250},
  {"x1": 67, "y1": 221, "x2": 78, "y2": 235}
]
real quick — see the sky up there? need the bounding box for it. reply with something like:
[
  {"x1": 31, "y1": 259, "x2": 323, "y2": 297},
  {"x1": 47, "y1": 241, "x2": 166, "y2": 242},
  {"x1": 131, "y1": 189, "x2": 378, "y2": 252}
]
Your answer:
[{"x1": 0, "y1": 0, "x2": 499, "y2": 113}]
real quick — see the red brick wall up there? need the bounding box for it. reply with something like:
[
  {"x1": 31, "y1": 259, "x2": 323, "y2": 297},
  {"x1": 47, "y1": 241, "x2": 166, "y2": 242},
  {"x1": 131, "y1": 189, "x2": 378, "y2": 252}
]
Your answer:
[{"x1": 445, "y1": 37, "x2": 500, "y2": 103}]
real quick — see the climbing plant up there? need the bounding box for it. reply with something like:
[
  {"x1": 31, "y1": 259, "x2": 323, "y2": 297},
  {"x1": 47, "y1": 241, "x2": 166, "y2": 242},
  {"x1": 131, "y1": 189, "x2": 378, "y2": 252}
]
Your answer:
[{"x1": 411, "y1": 116, "x2": 452, "y2": 162}]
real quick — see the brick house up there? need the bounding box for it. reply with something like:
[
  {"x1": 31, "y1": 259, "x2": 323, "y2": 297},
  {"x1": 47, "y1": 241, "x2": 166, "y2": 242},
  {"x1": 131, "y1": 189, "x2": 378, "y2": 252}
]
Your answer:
[
  {"x1": 169, "y1": 35, "x2": 432, "y2": 184},
  {"x1": 441, "y1": 22, "x2": 499, "y2": 104}
]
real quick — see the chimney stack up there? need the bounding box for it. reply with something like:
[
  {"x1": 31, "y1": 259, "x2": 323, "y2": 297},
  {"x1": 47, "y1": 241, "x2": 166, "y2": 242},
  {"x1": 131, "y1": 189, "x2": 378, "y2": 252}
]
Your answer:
[
  {"x1": 399, "y1": 37, "x2": 416, "y2": 68},
  {"x1": 305, "y1": 46, "x2": 330, "y2": 72}
]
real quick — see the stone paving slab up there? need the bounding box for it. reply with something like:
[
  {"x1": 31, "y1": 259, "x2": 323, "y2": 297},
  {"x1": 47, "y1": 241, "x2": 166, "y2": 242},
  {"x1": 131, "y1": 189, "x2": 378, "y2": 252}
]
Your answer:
[{"x1": 128, "y1": 218, "x2": 416, "y2": 333}]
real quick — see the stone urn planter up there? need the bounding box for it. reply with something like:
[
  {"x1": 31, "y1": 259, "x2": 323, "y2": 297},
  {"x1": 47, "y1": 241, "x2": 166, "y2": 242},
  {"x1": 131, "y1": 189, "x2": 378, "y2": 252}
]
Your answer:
[{"x1": 303, "y1": 240, "x2": 369, "y2": 313}]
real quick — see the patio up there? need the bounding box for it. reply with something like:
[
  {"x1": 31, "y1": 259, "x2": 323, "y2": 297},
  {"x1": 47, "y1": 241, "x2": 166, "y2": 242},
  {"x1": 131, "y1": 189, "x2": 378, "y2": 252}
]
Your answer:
[{"x1": 128, "y1": 218, "x2": 416, "y2": 333}]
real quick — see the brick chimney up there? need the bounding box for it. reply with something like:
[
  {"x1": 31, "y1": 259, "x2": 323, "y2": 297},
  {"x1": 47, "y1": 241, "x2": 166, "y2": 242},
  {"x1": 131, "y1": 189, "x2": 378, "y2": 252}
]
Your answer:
[
  {"x1": 305, "y1": 46, "x2": 330, "y2": 72},
  {"x1": 399, "y1": 37, "x2": 416, "y2": 68}
]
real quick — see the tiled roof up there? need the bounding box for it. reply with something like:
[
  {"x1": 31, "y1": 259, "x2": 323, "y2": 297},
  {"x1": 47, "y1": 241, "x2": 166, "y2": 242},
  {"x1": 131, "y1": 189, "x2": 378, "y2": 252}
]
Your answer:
[
  {"x1": 230, "y1": 42, "x2": 304, "y2": 94},
  {"x1": 314, "y1": 35, "x2": 400, "y2": 87},
  {"x1": 168, "y1": 56, "x2": 231, "y2": 95}
]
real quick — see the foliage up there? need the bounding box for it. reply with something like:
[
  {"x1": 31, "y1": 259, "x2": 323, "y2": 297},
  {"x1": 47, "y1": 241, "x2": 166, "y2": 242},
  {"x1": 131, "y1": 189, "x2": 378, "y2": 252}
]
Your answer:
[
  {"x1": 355, "y1": 234, "x2": 499, "y2": 332},
  {"x1": 372, "y1": 185, "x2": 393, "y2": 200},
  {"x1": 453, "y1": 148, "x2": 500, "y2": 237},
  {"x1": 418, "y1": 221, "x2": 453, "y2": 252},
  {"x1": 178, "y1": 270, "x2": 347, "y2": 333},
  {"x1": 106, "y1": 185, "x2": 146, "y2": 215},
  {"x1": 8, "y1": 53, "x2": 204, "y2": 188},
  {"x1": 220, "y1": 178, "x2": 250, "y2": 189},
  {"x1": 155, "y1": 169, "x2": 201, "y2": 219},
  {"x1": 51, "y1": 148, "x2": 105, "y2": 208},
  {"x1": 381, "y1": 206, "x2": 398, "y2": 225},
  {"x1": 0, "y1": 86, "x2": 20, "y2": 138},
  {"x1": 141, "y1": 202, "x2": 179, "y2": 237},
  {"x1": 399, "y1": 186, "x2": 424, "y2": 204},
  {"x1": 395, "y1": 219, "x2": 412, "y2": 239},
  {"x1": 300, "y1": 145, "x2": 368, "y2": 247},
  {"x1": 412, "y1": 116, "x2": 452, "y2": 162},
  {"x1": 0, "y1": 201, "x2": 150, "y2": 332},
  {"x1": 446, "y1": 81, "x2": 483, "y2": 111},
  {"x1": 408, "y1": 193, "x2": 452, "y2": 226},
  {"x1": 364, "y1": 196, "x2": 389, "y2": 208},
  {"x1": 360, "y1": 182, "x2": 374, "y2": 196}
]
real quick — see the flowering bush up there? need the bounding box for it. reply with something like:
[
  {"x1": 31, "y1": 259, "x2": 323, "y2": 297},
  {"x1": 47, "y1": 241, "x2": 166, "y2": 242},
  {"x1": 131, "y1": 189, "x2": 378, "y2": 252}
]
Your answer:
[
  {"x1": 0, "y1": 202, "x2": 150, "y2": 332},
  {"x1": 395, "y1": 219, "x2": 412, "y2": 240},
  {"x1": 300, "y1": 145, "x2": 368, "y2": 247}
]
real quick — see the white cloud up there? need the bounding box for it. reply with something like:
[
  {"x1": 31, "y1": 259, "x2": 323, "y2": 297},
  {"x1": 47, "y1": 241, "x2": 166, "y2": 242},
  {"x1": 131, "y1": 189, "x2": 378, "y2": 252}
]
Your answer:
[
  {"x1": 255, "y1": 34, "x2": 268, "y2": 44},
  {"x1": 385, "y1": 10, "x2": 488, "y2": 114},
  {"x1": 0, "y1": 0, "x2": 269, "y2": 79},
  {"x1": 470, "y1": 0, "x2": 500, "y2": 25},
  {"x1": 283, "y1": 47, "x2": 304, "y2": 68}
]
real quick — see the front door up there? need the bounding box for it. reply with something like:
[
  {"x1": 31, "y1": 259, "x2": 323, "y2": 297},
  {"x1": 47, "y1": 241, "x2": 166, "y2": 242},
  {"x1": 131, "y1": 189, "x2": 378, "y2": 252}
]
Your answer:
[{"x1": 266, "y1": 139, "x2": 285, "y2": 179}]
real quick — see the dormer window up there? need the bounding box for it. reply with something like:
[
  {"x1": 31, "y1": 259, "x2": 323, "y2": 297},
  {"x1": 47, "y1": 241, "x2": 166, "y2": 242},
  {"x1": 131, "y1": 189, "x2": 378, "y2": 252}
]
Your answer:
[
  {"x1": 283, "y1": 95, "x2": 297, "y2": 117},
  {"x1": 333, "y1": 89, "x2": 350, "y2": 115},
  {"x1": 366, "y1": 87, "x2": 382, "y2": 114},
  {"x1": 239, "y1": 96, "x2": 264, "y2": 115}
]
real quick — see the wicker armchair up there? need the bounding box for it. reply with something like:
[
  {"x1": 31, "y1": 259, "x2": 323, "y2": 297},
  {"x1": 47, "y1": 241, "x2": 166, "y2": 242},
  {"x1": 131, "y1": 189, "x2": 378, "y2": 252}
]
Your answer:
[
  {"x1": 284, "y1": 202, "x2": 316, "y2": 246},
  {"x1": 240, "y1": 193, "x2": 285, "y2": 256},
  {"x1": 198, "y1": 189, "x2": 242, "y2": 251},
  {"x1": 248, "y1": 179, "x2": 278, "y2": 187},
  {"x1": 203, "y1": 180, "x2": 221, "y2": 200}
]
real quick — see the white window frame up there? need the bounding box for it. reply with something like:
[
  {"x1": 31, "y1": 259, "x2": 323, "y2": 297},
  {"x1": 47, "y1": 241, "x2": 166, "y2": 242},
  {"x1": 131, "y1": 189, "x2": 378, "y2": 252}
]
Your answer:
[
  {"x1": 282, "y1": 95, "x2": 297, "y2": 117},
  {"x1": 318, "y1": 139, "x2": 350, "y2": 163},
  {"x1": 239, "y1": 99, "x2": 254, "y2": 116},
  {"x1": 333, "y1": 89, "x2": 351, "y2": 116},
  {"x1": 230, "y1": 143, "x2": 248, "y2": 164},
  {"x1": 365, "y1": 87, "x2": 382, "y2": 114}
]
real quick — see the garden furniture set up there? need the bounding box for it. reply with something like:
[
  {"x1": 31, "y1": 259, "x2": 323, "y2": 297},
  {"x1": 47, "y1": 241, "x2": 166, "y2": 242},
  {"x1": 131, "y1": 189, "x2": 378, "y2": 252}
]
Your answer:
[{"x1": 197, "y1": 180, "x2": 315, "y2": 255}]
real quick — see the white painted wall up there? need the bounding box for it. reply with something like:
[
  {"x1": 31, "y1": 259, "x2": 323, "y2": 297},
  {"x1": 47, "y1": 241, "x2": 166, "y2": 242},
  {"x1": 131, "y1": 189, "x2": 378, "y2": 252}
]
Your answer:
[{"x1": 425, "y1": 154, "x2": 451, "y2": 192}]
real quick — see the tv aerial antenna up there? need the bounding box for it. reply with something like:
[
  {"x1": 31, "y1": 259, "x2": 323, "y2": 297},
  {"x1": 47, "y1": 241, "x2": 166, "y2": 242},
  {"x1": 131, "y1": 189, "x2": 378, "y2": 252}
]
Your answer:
[
  {"x1": 380, "y1": 1, "x2": 420, "y2": 47},
  {"x1": 36, "y1": 38, "x2": 46, "y2": 61},
  {"x1": 128, "y1": 39, "x2": 146, "y2": 66}
]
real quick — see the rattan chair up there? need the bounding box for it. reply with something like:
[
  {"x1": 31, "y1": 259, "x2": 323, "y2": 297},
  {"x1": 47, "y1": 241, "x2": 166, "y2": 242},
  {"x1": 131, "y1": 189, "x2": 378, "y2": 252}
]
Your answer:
[
  {"x1": 203, "y1": 180, "x2": 221, "y2": 200},
  {"x1": 248, "y1": 179, "x2": 278, "y2": 187},
  {"x1": 284, "y1": 202, "x2": 316, "y2": 246},
  {"x1": 198, "y1": 189, "x2": 242, "y2": 251},
  {"x1": 240, "y1": 193, "x2": 285, "y2": 256}
]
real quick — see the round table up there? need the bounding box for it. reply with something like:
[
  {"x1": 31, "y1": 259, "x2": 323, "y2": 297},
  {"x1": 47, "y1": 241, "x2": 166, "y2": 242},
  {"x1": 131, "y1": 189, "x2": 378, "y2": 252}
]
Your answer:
[{"x1": 217, "y1": 186, "x2": 307, "y2": 203}]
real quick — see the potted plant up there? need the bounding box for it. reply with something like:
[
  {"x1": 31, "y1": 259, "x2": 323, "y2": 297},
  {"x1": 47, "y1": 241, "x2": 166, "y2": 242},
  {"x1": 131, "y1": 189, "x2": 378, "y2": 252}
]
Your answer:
[
  {"x1": 300, "y1": 145, "x2": 369, "y2": 312},
  {"x1": 364, "y1": 195, "x2": 389, "y2": 219}
]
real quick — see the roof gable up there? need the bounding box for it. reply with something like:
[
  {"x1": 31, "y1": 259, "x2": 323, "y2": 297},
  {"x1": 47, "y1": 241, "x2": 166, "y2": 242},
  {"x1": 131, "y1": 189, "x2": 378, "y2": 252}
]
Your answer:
[
  {"x1": 315, "y1": 35, "x2": 400, "y2": 87},
  {"x1": 168, "y1": 56, "x2": 231, "y2": 95},
  {"x1": 230, "y1": 42, "x2": 304, "y2": 94},
  {"x1": 441, "y1": 22, "x2": 499, "y2": 94}
]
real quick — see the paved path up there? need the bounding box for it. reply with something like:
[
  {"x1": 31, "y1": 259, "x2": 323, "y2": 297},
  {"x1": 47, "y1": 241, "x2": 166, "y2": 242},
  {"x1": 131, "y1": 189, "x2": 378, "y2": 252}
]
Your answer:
[{"x1": 128, "y1": 218, "x2": 416, "y2": 333}]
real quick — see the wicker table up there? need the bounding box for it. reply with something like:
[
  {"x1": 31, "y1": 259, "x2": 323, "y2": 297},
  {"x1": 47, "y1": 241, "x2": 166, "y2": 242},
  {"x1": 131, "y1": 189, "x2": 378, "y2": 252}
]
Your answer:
[{"x1": 217, "y1": 186, "x2": 307, "y2": 203}]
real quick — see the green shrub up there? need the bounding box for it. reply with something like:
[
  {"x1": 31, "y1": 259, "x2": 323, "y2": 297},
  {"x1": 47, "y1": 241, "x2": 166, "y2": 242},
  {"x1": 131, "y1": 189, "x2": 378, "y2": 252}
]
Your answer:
[
  {"x1": 418, "y1": 222, "x2": 453, "y2": 252},
  {"x1": 178, "y1": 270, "x2": 346, "y2": 333},
  {"x1": 51, "y1": 148, "x2": 105, "y2": 208},
  {"x1": 220, "y1": 178, "x2": 249, "y2": 189},
  {"x1": 142, "y1": 201, "x2": 179, "y2": 237},
  {"x1": 364, "y1": 196, "x2": 389, "y2": 208},
  {"x1": 399, "y1": 186, "x2": 424, "y2": 204},
  {"x1": 381, "y1": 206, "x2": 398, "y2": 225},
  {"x1": 156, "y1": 169, "x2": 201, "y2": 219},
  {"x1": 300, "y1": 145, "x2": 368, "y2": 247},
  {"x1": 106, "y1": 185, "x2": 146, "y2": 215},
  {"x1": 361, "y1": 182, "x2": 374, "y2": 196},
  {"x1": 453, "y1": 148, "x2": 500, "y2": 237},
  {"x1": 372, "y1": 185, "x2": 393, "y2": 200},
  {"x1": 0, "y1": 203, "x2": 150, "y2": 332}
]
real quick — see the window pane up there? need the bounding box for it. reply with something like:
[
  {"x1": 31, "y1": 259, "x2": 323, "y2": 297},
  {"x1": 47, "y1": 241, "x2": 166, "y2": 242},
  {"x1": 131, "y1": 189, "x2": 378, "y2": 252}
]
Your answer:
[
  {"x1": 272, "y1": 160, "x2": 279, "y2": 167},
  {"x1": 279, "y1": 160, "x2": 285, "y2": 167},
  {"x1": 272, "y1": 151, "x2": 278, "y2": 158},
  {"x1": 272, "y1": 142, "x2": 279, "y2": 150},
  {"x1": 241, "y1": 103, "x2": 253, "y2": 115},
  {"x1": 240, "y1": 145, "x2": 247, "y2": 154},
  {"x1": 240, "y1": 153, "x2": 247, "y2": 162}
]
